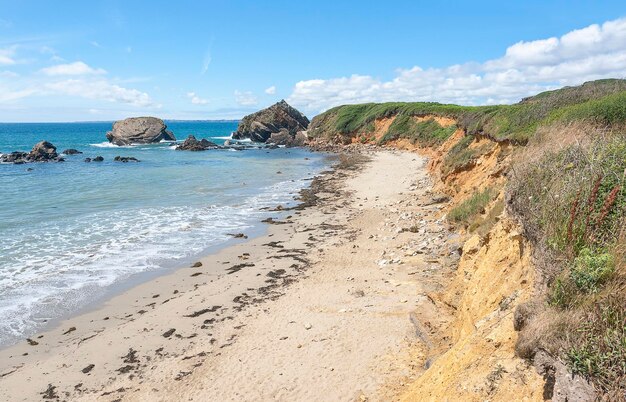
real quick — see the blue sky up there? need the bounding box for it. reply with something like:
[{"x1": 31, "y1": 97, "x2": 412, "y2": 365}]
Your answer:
[{"x1": 0, "y1": 0, "x2": 625, "y2": 121}]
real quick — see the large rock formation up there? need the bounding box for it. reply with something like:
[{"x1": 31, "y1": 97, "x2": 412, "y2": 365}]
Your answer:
[
  {"x1": 106, "y1": 117, "x2": 176, "y2": 146},
  {"x1": 232, "y1": 100, "x2": 309, "y2": 144}
]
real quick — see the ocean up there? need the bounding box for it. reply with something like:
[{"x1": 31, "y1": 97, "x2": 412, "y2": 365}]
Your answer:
[{"x1": 0, "y1": 121, "x2": 329, "y2": 347}]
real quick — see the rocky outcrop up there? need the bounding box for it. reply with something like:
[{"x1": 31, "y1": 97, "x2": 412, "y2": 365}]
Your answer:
[
  {"x1": 267, "y1": 129, "x2": 292, "y2": 145},
  {"x1": 62, "y1": 149, "x2": 82, "y2": 155},
  {"x1": 113, "y1": 156, "x2": 140, "y2": 162},
  {"x1": 233, "y1": 100, "x2": 309, "y2": 144},
  {"x1": 1, "y1": 141, "x2": 63, "y2": 163},
  {"x1": 0, "y1": 152, "x2": 29, "y2": 163},
  {"x1": 176, "y1": 135, "x2": 219, "y2": 151},
  {"x1": 106, "y1": 117, "x2": 176, "y2": 146},
  {"x1": 30, "y1": 141, "x2": 59, "y2": 161}
]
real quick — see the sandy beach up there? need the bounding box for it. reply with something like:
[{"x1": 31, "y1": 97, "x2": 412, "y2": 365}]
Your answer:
[{"x1": 0, "y1": 149, "x2": 460, "y2": 401}]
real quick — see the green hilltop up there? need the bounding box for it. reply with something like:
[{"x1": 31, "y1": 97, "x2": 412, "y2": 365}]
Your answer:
[{"x1": 308, "y1": 78, "x2": 626, "y2": 144}]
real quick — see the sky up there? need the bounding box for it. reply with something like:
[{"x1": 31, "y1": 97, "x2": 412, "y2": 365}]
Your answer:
[{"x1": 0, "y1": 0, "x2": 625, "y2": 122}]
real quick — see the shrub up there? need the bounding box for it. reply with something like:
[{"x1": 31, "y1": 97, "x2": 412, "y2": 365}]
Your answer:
[{"x1": 570, "y1": 248, "x2": 614, "y2": 293}]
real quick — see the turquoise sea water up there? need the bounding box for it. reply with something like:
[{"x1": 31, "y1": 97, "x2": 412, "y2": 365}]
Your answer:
[{"x1": 0, "y1": 121, "x2": 329, "y2": 346}]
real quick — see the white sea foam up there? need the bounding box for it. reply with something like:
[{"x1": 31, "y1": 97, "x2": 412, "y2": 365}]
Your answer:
[
  {"x1": 0, "y1": 175, "x2": 313, "y2": 346},
  {"x1": 90, "y1": 141, "x2": 134, "y2": 148}
]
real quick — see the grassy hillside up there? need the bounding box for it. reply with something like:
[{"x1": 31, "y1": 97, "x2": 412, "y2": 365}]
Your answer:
[{"x1": 308, "y1": 79, "x2": 626, "y2": 144}]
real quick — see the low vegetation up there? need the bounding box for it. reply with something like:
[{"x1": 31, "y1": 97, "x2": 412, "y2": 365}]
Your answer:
[
  {"x1": 378, "y1": 116, "x2": 457, "y2": 146},
  {"x1": 440, "y1": 134, "x2": 496, "y2": 175},
  {"x1": 509, "y1": 126, "x2": 626, "y2": 396},
  {"x1": 447, "y1": 187, "x2": 497, "y2": 226},
  {"x1": 308, "y1": 79, "x2": 626, "y2": 144}
]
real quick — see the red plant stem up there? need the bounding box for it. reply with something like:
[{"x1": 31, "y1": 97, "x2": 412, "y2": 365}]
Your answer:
[
  {"x1": 585, "y1": 175, "x2": 603, "y2": 239},
  {"x1": 596, "y1": 185, "x2": 621, "y2": 230}
]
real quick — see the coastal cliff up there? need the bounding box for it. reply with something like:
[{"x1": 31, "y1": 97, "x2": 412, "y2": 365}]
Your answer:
[
  {"x1": 307, "y1": 79, "x2": 626, "y2": 400},
  {"x1": 1, "y1": 80, "x2": 624, "y2": 401}
]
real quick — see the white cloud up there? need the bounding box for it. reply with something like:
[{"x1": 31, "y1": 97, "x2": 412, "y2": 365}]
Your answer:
[
  {"x1": 90, "y1": 41, "x2": 102, "y2": 48},
  {"x1": 201, "y1": 38, "x2": 214, "y2": 75},
  {"x1": 40, "y1": 61, "x2": 107, "y2": 76},
  {"x1": 202, "y1": 53, "x2": 211, "y2": 74},
  {"x1": 0, "y1": 87, "x2": 37, "y2": 103},
  {"x1": 234, "y1": 90, "x2": 258, "y2": 106},
  {"x1": 0, "y1": 70, "x2": 19, "y2": 78},
  {"x1": 265, "y1": 85, "x2": 276, "y2": 95},
  {"x1": 288, "y1": 17, "x2": 626, "y2": 114},
  {"x1": 45, "y1": 79, "x2": 158, "y2": 107},
  {"x1": 186, "y1": 91, "x2": 208, "y2": 105},
  {"x1": 0, "y1": 46, "x2": 17, "y2": 65}
]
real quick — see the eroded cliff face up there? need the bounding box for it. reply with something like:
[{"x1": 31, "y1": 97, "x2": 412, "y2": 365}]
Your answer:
[
  {"x1": 399, "y1": 217, "x2": 543, "y2": 401},
  {"x1": 396, "y1": 124, "x2": 545, "y2": 401},
  {"x1": 313, "y1": 115, "x2": 548, "y2": 400}
]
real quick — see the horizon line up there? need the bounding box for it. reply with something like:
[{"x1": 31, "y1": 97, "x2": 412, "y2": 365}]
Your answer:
[{"x1": 0, "y1": 119, "x2": 242, "y2": 124}]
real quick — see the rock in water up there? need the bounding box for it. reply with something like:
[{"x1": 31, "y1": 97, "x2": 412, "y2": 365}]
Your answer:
[
  {"x1": 232, "y1": 100, "x2": 309, "y2": 143},
  {"x1": 0, "y1": 151, "x2": 29, "y2": 164},
  {"x1": 62, "y1": 149, "x2": 82, "y2": 155},
  {"x1": 113, "y1": 156, "x2": 140, "y2": 162},
  {"x1": 176, "y1": 135, "x2": 219, "y2": 151},
  {"x1": 29, "y1": 141, "x2": 58, "y2": 161},
  {"x1": 1, "y1": 141, "x2": 63, "y2": 163},
  {"x1": 106, "y1": 117, "x2": 176, "y2": 146}
]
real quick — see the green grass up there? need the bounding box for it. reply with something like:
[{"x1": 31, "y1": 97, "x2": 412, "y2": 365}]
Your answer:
[
  {"x1": 447, "y1": 187, "x2": 496, "y2": 225},
  {"x1": 378, "y1": 116, "x2": 457, "y2": 146},
  {"x1": 308, "y1": 79, "x2": 626, "y2": 145},
  {"x1": 570, "y1": 248, "x2": 615, "y2": 293},
  {"x1": 566, "y1": 298, "x2": 626, "y2": 395},
  {"x1": 441, "y1": 135, "x2": 495, "y2": 175}
]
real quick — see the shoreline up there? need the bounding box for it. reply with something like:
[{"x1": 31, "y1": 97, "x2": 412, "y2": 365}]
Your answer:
[
  {"x1": 0, "y1": 148, "x2": 460, "y2": 401},
  {"x1": 0, "y1": 146, "x2": 329, "y2": 350}
]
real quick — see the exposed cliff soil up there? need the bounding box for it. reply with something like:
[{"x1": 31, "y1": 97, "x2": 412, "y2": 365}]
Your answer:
[{"x1": 359, "y1": 119, "x2": 546, "y2": 401}]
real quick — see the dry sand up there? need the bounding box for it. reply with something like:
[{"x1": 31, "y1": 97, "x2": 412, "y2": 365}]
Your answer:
[{"x1": 0, "y1": 150, "x2": 460, "y2": 401}]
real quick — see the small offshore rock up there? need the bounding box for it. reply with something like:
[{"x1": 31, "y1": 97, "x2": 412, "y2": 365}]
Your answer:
[
  {"x1": 62, "y1": 149, "x2": 82, "y2": 155},
  {"x1": 113, "y1": 156, "x2": 140, "y2": 162},
  {"x1": 0, "y1": 151, "x2": 29, "y2": 163},
  {"x1": 176, "y1": 135, "x2": 219, "y2": 151},
  {"x1": 1, "y1": 141, "x2": 63, "y2": 163},
  {"x1": 228, "y1": 233, "x2": 248, "y2": 239},
  {"x1": 29, "y1": 141, "x2": 59, "y2": 161},
  {"x1": 93, "y1": 156, "x2": 104, "y2": 162}
]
